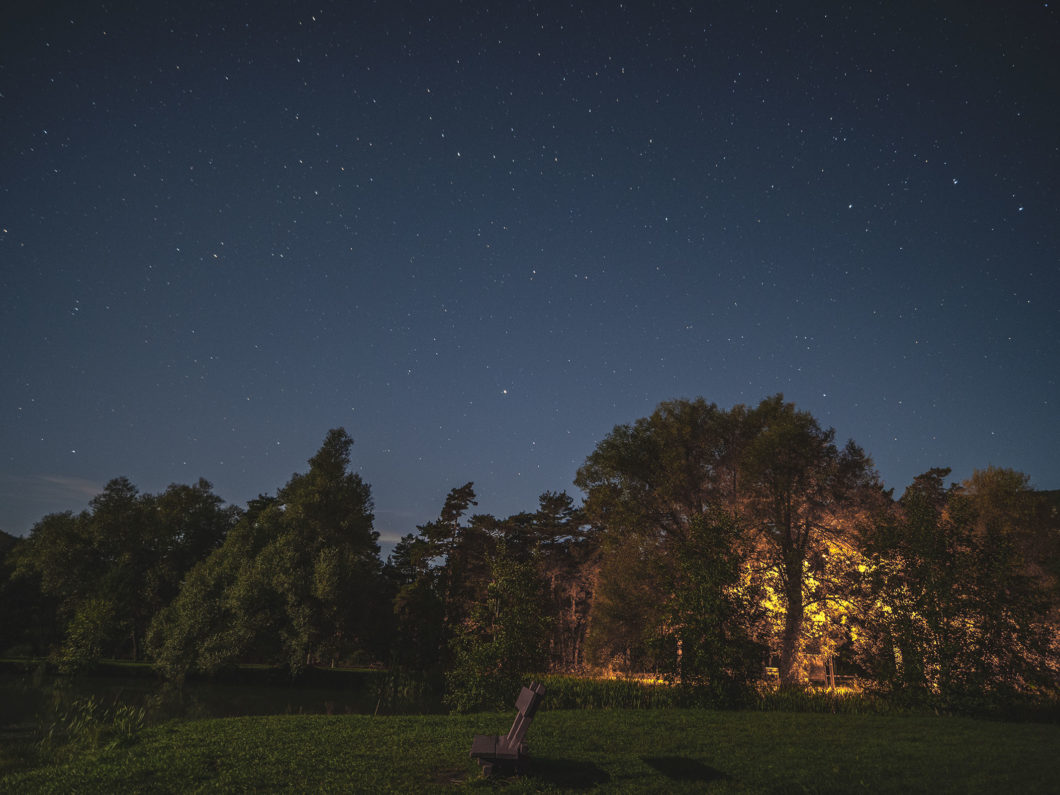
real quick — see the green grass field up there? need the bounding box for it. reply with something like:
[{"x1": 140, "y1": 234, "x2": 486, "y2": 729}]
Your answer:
[{"x1": 3, "y1": 708, "x2": 1058, "y2": 793}]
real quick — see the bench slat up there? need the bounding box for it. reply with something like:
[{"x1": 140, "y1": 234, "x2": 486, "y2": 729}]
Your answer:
[{"x1": 468, "y1": 682, "x2": 546, "y2": 776}]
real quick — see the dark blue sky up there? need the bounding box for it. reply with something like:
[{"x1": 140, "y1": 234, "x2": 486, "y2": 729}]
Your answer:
[{"x1": 3, "y1": 1, "x2": 1058, "y2": 544}]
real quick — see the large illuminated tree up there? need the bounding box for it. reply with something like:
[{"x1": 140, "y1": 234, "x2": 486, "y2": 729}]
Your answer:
[
  {"x1": 738, "y1": 395, "x2": 881, "y2": 685},
  {"x1": 576, "y1": 395, "x2": 879, "y2": 685}
]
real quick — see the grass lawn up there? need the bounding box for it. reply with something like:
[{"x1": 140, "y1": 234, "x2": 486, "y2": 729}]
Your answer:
[{"x1": 2, "y1": 709, "x2": 1058, "y2": 793}]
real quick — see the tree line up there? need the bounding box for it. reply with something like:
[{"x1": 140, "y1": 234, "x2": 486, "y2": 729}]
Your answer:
[{"x1": 2, "y1": 395, "x2": 1057, "y2": 709}]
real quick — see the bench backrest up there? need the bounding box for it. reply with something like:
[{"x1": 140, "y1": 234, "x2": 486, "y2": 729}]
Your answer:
[{"x1": 505, "y1": 682, "x2": 546, "y2": 746}]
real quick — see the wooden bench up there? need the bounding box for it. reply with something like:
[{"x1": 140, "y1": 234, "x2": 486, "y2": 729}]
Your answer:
[{"x1": 469, "y1": 681, "x2": 546, "y2": 776}]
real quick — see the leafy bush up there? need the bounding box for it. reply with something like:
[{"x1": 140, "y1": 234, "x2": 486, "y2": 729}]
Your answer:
[
  {"x1": 56, "y1": 599, "x2": 118, "y2": 675},
  {"x1": 444, "y1": 547, "x2": 550, "y2": 712}
]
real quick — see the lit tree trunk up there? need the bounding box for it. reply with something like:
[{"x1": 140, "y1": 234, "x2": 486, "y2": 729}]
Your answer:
[
  {"x1": 779, "y1": 551, "x2": 805, "y2": 686},
  {"x1": 568, "y1": 591, "x2": 578, "y2": 670}
]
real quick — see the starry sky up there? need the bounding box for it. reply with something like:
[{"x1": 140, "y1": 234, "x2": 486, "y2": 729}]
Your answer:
[{"x1": 3, "y1": 1, "x2": 1058, "y2": 545}]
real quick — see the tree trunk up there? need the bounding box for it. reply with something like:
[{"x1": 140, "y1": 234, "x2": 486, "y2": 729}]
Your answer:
[{"x1": 778, "y1": 557, "x2": 804, "y2": 686}]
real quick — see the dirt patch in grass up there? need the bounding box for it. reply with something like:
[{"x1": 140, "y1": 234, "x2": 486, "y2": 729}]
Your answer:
[{"x1": 428, "y1": 764, "x2": 469, "y2": 785}]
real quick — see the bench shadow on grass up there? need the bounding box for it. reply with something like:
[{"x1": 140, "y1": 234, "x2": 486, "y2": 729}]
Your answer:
[
  {"x1": 641, "y1": 756, "x2": 729, "y2": 784},
  {"x1": 526, "y1": 757, "x2": 611, "y2": 789}
]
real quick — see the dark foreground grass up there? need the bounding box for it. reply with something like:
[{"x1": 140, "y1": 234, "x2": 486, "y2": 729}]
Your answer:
[{"x1": 3, "y1": 709, "x2": 1058, "y2": 793}]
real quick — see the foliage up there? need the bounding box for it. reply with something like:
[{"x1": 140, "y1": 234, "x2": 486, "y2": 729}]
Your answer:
[
  {"x1": 3, "y1": 402, "x2": 1058, "y2": 706},
  {"x1": 0, "y1": 531, "x2": 58, "y2": 657},
  {"x1": 416, "y1": 482, "x2": 494, "y2": 638},
  {"x1": 535, "y1": 673, "x2": 941, "y2": 714},
  {"x1": 737, "y1": 395, "x2": 883, "y2": 684},
  {"x1": 372, "y1": 666, "x2": 444, "y2": 715},
  {"x1": 145, "y1": 505, "x2": 277, "y2": 679},
  {"x1": 658, "y1": 512, "x2": 768, "y2": 704},
  {"x1": 445, "y1": 545, "x2": 551, "y2": 712},
  {"x1": 502, "y1": 491, "x2": 597, "y2": 672},
  {"x1": 56, "y1": 598, "x2": 119, "y2": 675},
  {"x1": 388, "y1": 562, "x2": 447, "y2": 674},
  {"x1": 15, "y1": 478, "x2": 236, "y2": 668},
  {"x1": 389, "y1": 485, "x2": 595, "y2": 684},
  {"x1": 147, "y1": 429, "x2": 384, "y2": 679},
  {"x1": 582, "y1": 531, "x2": 667, "y2": 673},
  {"x1": 859, "y1": 467, "x2": 1059, "y2": 700},
  {"x1": 386, "y1": 483, "x2": 486, "y2": 676},
  {"x1": 576, "y1": 397, "x2": 736, "y2": 541},
  {"x1": 576, "y1": 395, "x2": 881, "y2": 686}
]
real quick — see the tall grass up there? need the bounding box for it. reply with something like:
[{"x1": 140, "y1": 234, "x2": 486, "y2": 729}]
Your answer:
[
  {"x1": 37, "y1": 694, "x2": 146, "y2": 754},
  {"x1": 538, "y1": 673, "x2": 1060, "y2": 720},
  {"x1": 372, "y1": 667, "x2": 444, "y2": 715},
  {"x1": 539, "y1": 674, "x2": 911, "y2": 715},
  {"x1": 539, "y1": 674, "x2": 680, "y2": 710},
  {"x1": 750, "y1": 685, "x2": 902, "y2": 715}
]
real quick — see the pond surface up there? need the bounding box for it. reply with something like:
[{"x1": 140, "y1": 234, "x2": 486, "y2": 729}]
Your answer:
[{"x1": 0, "y1": 664, "x2": 400, "y2": 733}]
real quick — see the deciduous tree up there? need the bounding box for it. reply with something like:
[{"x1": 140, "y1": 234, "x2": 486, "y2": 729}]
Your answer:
[
  {"x1": 738, "y1": 395, "x2": 881, "y2": 684},
  {"x1": 860, "y1": 468, "x2": 1057, "y2": 698},
  {"x1": 576, "y1": 395, "x2": 878, "y2": 685},
  {"x1": 148, "y1": 429, "x2": 383, "y2": 678}
]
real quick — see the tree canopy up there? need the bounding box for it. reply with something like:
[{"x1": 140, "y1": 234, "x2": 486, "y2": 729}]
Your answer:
[
  {"x1": 2, "y1": 408, "x2": 1056, "y2": 707},
  {"x1": 147, "y1": 429, "x2": 382, "y2": 678},
  {"x1": 576, "y1": 395, "x2": 883, "y2": 685}
]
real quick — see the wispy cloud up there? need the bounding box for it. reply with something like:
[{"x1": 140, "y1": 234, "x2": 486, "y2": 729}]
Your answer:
[
  {"x1": 373, "y1": 508, "x2": 429, "y2": 544},
  {"x1": 0, "y1": 474, "x2": 105, "y2": 534},
  {"x1": 0, "y1": 474, "x2": 103, "y2": 506}
]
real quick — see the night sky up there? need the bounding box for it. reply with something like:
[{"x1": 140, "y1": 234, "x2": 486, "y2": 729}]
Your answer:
[{"x1": 3, "y1": 2, "x2": 1058, "y2": 546}]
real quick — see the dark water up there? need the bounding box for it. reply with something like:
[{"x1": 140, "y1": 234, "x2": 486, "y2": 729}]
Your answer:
[{"x1": 0, "y1": 665, "x2": 392, "y2": 733}]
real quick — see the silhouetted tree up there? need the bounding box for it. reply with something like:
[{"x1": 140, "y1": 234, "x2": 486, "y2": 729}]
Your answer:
[
  {"x1": 0, "y1": 530, "x2": 60, "y2": 656},
  {"x1": 415, "y1": 483, "x2": 499, "y2": 639},
  {"x1": 17, "y1": 476, "x2": 238, "y2": 669},
  {"x1": 148, "y1": 429, "x2": 382, "y2": 678},
  {"x1": 576, "y1": 398, "x2": 737, "y2": 672},
  {"x1": 528, "y1": 491, "x2": 597, "y2": 671}
]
